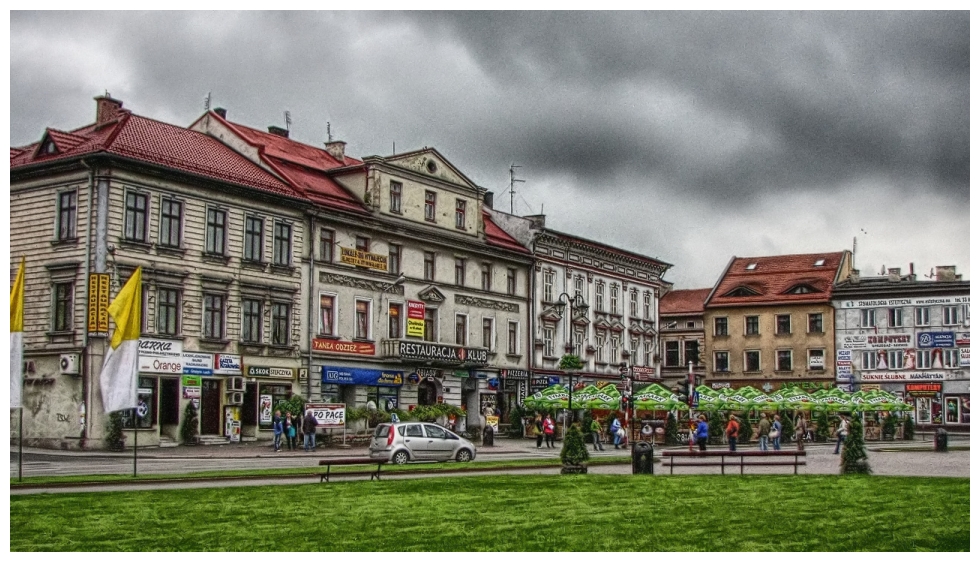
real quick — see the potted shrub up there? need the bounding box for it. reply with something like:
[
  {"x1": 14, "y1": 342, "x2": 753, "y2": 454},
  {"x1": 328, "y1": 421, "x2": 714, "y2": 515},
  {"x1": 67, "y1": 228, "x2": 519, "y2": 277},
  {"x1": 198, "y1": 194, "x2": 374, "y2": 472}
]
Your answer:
[
  {"x1": 179, "y1": 402, "x2": 199, "y2": 445},
  {"x1": 559, "y1": 424, "x2": 590, "y2": 474},
  {"x1": 105, "y1": 411, "x2": 125, "y2": 451}
]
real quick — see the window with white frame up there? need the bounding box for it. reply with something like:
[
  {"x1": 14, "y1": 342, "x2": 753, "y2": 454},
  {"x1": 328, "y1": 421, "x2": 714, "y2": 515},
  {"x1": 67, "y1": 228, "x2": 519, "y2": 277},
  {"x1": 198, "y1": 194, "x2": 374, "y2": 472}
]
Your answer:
[
  {"x1": 745, "y1": 350, "x2": 761, "y2": 372},
  {"x1": 57, "y1": 190, "x2": 77, "y2": 241},
  {"x1": 273, "y1": 221, "x2": 292, "y2": 265},
  {"x1": 643, "y1": 292, "x2": 651, "y2": 320},
  {"x1": 683, "y1": 340, "x2": 699, "y2": 366},
  {"x1": 915, "y1": 350, "x2": 931, "y2": 369},
  {"x1": 595, "y1": 282, "x2": 605, "y2": 312},
  {"x1": 714, "y1": 351, "x2": 729, "y2": 372},
  {"x1": 714, "y1": 317, "x2": 728, "y2": 336},
  {"x1": 631, "y1": 338, "x2": 639, "y2": 365},
  {"x1": 319, "y1": 294, "x2": 335, "y2": 336},
  {"x1": 455, "y1": 314, "x2": 468, "y2": 346},
  {"x1": 644, "y1": 339, "x2": 653, "y2": 366},
  {"x1": 424, "y1": 252, "x2": 435, "y2": 281},
  {"x1": 611, "y1": 335, "x2": 621, "y2": 358},
  {"x1": 423, "y1": 308, "x2": 436, "y2": 342},
  {"x1": 244, "y1": 216, "x2": 264, "y2": 261},
  {"x1": 455, "y1": 258, "x2": 466, "y2": 286},
  {"x1": 574, "y1": 330, "x2": 585, "y2": 356},
  {"x1": 630, "y1": 290, "x2": 638, "y2": 318},
  {"x1": 507, "y1": 321, "x2": 518, "y2": 355},
  {"x1": 664, "y1": 341, "x2": 679, "y2": 367},
  {"x1": 455, "y1": 199, "x2": 466, "y2": 229},
  {"x1": 389, "y1": 181, "x2": 402, "y2": 213},
  {"x1": 574, "y1": 276, "x2": 584, "y2": 300},
  {"x1": 156, "y1": 288, "x2": 180, "y2": 335},
  {"x1": 808, "y1": 349, "x2": 825, "y2": 370},
  {"x1": 775, "y1": 314, "x2": 791, "y2": 334},
  {"x1": 482, "y1": 318, "x2": 494, "y2": 350},
  {"x1": 543, "y1": 327, "x2": 555, "y2": 357},
  {"x1": 355, "y1": 300, "x2": 371, "y2": 340},
  {"x1": 319, "y1": 228, "x2": 334, "y2": 262},
  {"x1": 943, "y1": 349, "x2": 959, "y2": 368},
  {"x1": 943, "y1": 306, "x2": 960, "y2": 325},
  {"x1": 886, "y1": 350, "x2": 903, "y2": 370},
  {"x1": 205, "y1": 208, "x2": 227, "y2": 255},
  {"x1": 481, "y1": 264, "x2": 492, "y2": 291},
  {"x1": 159, "y1": 197, "x2": 182, "y2": 248},
  {"x1": 861, "y1": 351, "x2": 877, "y2": 370},
  {"x1": 389, "y1": 303, "x2": 403, "y2": 339},
  {"x1": 203, "y1": 294, "x2": 225, "y2": 339},
  {"x1": 610, "y1": 284, "x2": 619, "y2": 314},
  {"x1": 808, "y1": 313, "x2": 823, "y2": 333},
  {"x1": 53, "y1": 282, "x2": 73, "y2": 331},
  {"x1": 543, "y1": 270, "x2": 555, "y2": 302},
  {"x1": 887, "y1": 308, "x2": 904, "y2": 328},
  {"x1": 860, "y1": 309, "x2": 877, "y2": 328},
  {"x1": 596, "y1": 334, "x2": 607, "y2": 363},
  {"x1": 424, "y1": 191, "x2": 436, "y2": 222},
  {"x1": 776, "y1": 349, "x2": 792, "y2": 371},
  {"x1": 745, "y1": 315, "x2": 759, "y2": 335},
  {"x1": 388, "y1": 244, "x2": 401, "y2": 275},
  {"x1": 506, "y1": 268, "x2": 517, "y2": 296},
  {"x1": 125, "y1": 191, "x2": 148, "y2": 241},
  {"x1": 914, "y1": 307, "x2": 930, "y2": 326}
]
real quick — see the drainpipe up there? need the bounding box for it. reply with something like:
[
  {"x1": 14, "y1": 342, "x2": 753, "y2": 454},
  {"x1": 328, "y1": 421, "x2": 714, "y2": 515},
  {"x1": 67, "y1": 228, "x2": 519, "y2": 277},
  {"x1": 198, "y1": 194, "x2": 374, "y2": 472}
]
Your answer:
[
  {"x1": 307, "y1": 213, "x2": 316, "y2": 401},
  {"x1": 79, "y1": 159, "x2": 96, "y2": 446}
]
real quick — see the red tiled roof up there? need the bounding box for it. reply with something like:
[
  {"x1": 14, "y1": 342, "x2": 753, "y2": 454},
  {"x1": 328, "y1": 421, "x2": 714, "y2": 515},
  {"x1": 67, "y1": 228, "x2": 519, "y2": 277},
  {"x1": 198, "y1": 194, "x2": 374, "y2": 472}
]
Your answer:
[
  {"x1": 660, "y1": 288, "x2": 711, "y2": 315},
  {"x1": 483, "y1": 211, "x2": 530, "y2": 254},
  {"x1": 11, "y1": 113, "x2": 296, "y2": 197},
  {"x1": 267, "y1": 157, "x2": 369, "y2": 215},
  {"x1": 227, "y1": 121, "x2": 363, "y2": 169},
  {"x1": 706, "y1": 252, "x2": 845, "y2": 308}
]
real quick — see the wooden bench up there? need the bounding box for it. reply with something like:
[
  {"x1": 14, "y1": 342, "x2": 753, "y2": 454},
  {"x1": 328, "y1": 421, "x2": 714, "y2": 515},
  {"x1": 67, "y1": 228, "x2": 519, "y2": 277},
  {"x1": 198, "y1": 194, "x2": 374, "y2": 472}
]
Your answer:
[
  {"x1": 318, "y1": 457, "x2": 387, "y2": 483},
  {"x1": 661, "y1": 450, "x2": 806, "y2": 475}
]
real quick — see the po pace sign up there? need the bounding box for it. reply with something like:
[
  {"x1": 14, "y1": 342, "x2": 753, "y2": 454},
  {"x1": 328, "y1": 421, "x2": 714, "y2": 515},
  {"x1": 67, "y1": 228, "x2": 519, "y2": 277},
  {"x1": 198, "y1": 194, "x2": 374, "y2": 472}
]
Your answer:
[{"x1": 397, "y1": 342, "x2": 488, "y2": 365}]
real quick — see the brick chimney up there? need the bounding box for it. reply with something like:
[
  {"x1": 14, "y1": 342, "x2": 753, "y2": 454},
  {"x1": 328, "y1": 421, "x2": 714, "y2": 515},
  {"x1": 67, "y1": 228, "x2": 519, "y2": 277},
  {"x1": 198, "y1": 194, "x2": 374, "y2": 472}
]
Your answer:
[
  {"x1": 935, "y1": 265, "x2": 960, "y2": 282},
  {"x1": 213, "y1": 108, "x2": 227, "y2": 119},
  {"x1": 95, "y1": 95, "x2": 124, "y2": 125},
  {"x1": 324, "y1": 140, "x2": 346, "y2": 163},
  {"x1": 267, "y1": 125, "x2": 289, "y2": 138}
]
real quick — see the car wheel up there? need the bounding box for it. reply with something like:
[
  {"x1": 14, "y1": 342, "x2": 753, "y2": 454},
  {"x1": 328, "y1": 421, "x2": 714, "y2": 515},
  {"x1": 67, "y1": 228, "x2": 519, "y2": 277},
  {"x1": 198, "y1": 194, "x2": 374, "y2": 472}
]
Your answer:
[
  {"x1": 392, "y1": 450, "x2": 410, "y2": 465},
  {"x1": 455, "y1": 449, "x2": 473, "y2": 463}
]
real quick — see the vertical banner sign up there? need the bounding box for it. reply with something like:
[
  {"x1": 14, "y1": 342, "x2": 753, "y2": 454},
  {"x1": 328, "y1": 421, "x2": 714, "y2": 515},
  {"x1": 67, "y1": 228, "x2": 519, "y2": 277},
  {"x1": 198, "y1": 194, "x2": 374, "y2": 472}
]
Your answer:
[
  {"x1": 407, "y1": 300, "x2": 425, "y2": 338},
  {"x1": 259, "y1": 395, "x2": 273, "y2": 423},
  {"x1": 87, "y1": 273, "x2": 111, "y2": 336}
]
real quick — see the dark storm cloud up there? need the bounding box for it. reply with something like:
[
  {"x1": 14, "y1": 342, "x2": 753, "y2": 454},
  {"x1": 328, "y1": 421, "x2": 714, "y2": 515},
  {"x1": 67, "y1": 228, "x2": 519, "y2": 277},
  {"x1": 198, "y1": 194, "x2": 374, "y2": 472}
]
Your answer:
[{"x1": 9, "y1": 11, "x2": 970, "y2": 287}]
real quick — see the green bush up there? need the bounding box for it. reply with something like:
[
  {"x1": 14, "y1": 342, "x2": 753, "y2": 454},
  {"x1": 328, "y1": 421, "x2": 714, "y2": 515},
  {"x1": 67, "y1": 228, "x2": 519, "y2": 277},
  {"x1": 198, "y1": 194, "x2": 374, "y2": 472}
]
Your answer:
[
  {"x1": 737, "y1": 414, "x2": 752, "y2": 444},
  {"x1": 881, "y1": 413, "x2": 897, "y2": 440},
  {"x1": 841, "y1": 415, "x2": 872, "y2": 474},
  {"x1": 508, "y1": 406, "x2": 526, "y2": 438},
  {"x1": 664, "y1": 412, "x2": 678, "y2": 446},
  {"x1": 179, "y1": 402, "x2": 199, "y2": 445},
  {"x1": 105, "y1": 411, "x2": 125, "y2": 451},
  {"x1": 902, "y1": 415, "x2": 915, "y2": 440},
  {"x1": 558, "y1": 354, "x2": 584, "y2": 371},
  {"x1": 560, "y1": 424, "x2": 590, "y2": 466},
  {"x1": 814, "y1": 410, "x2": 831, "y2": 442},
  {"x1": 708, "y1": 410, "x2": 724, "y2": 444}
]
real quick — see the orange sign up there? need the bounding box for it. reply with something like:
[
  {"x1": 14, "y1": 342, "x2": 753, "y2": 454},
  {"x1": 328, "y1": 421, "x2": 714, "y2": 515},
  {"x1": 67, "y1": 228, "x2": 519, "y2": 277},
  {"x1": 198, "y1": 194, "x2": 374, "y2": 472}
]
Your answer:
[{"x1": 312, "y1": 339, "x2": 376, "y2": 356}]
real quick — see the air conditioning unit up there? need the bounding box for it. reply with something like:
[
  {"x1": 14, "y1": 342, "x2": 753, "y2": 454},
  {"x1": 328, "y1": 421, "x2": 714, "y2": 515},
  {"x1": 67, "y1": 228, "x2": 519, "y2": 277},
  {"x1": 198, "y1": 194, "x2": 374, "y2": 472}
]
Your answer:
[
  {"x1": 227, "y1": 392, "x2": 244, "y2": 405},
  {"x1": 59, "y1": 353, "x2": 80, "y2": 375},
  {"x1": 226, "y1": 376, "x2": 245, "y2": 392}
]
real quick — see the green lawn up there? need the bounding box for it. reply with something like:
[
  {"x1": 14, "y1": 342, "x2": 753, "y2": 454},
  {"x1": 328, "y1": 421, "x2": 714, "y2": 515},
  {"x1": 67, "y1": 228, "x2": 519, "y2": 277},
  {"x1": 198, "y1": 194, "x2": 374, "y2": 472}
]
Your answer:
[{"x1": 10, "y1": 475, "x2": 968, "y2": 551}]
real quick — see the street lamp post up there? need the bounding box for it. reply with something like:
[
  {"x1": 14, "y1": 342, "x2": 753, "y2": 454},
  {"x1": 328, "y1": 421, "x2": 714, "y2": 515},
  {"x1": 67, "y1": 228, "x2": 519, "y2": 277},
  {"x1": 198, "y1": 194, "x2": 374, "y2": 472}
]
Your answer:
[{"x1": 555, "y1": 292, "x2": 588, "y2": 434}]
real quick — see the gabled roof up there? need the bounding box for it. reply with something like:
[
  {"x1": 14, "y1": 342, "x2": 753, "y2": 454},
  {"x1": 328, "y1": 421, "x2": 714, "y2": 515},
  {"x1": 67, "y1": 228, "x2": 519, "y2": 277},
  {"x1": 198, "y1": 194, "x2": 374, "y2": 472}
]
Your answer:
[
  {"x1": 705, "y1": 252, "x2": 846, "y2": 308},
  {"x1": 660, "y1": 288, "x2": 711, "y2": 315},
  {"x1": 11, "y1": 111, "x2": 295, "y2": 197},
  {"x1": 483, "y1": 211, "x2": 530, "y2": 254}
]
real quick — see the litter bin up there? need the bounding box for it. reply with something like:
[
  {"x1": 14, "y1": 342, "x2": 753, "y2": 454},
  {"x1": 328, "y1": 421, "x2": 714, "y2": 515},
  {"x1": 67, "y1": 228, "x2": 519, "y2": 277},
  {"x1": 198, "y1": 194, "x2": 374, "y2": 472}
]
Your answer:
[
  {"x1": 632, "y1": 441, "x2": 654, "y2": 474},
  {"x1": 934, "y1": 428, "x2": 948, "y2": 452}
]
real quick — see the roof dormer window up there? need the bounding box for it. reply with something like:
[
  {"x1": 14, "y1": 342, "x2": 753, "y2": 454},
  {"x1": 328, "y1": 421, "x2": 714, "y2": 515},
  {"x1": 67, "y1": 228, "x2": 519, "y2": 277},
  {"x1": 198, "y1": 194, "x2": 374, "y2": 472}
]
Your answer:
[
  {"x1": 746, "y1": 263, "x2": 757, "y2": 270},
  {"x1": 42, "y1": 140, "x2": 57, "y2": 154},
  {"x1": 786, "y1": 284, "x2": 819, "y2": 294},
  {"x1": 724, "y1": 286, "x2": 759, "y2": 297}
]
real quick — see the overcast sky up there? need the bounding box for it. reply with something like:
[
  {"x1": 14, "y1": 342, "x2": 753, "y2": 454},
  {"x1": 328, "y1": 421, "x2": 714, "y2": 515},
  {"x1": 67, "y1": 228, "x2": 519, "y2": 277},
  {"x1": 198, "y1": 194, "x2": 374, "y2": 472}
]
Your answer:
[{"x1": 9, "y1": 11, "x2": 971, "y2": 289}]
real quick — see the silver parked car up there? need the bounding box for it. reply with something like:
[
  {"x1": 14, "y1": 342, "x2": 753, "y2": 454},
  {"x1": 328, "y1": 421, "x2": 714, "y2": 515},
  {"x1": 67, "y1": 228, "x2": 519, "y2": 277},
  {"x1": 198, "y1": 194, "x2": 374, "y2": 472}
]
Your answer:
[{"x1": 369, "y1": 422, "x2": 476, "y2": 464}]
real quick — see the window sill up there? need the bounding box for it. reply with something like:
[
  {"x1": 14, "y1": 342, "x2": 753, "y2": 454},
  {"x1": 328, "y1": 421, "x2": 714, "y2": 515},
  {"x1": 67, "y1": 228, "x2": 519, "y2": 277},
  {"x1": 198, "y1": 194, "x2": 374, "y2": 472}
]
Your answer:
[
  {"x1": 46, "y1": 330, "x2": 77, "y2": 340},
  {"x1": 120, "y1": 239, "x2": 153, "y2": 251},
  {"x1": 202, "y1": 253, "x2": 231, "y2": 265},
  {"x1": 714, "y1": 333, "x2": 729, "y2": 338},
  {"x1": 270, "y1": 264, "x2": 295, "y2": 275},
  {"x1": 50, "y1": 238, "x2": 79, "y2": 248},
  {"x1": 316, "y1": 334, "x2": 341, "y2": 340},
  {"x1": 775, "y1": 332, "x2": 792, "y2": 337},
  {"x1": 807, "y1": 330, "x2": 825, "y2": 335},
  {"x1": 155, "y1": 245, "x2": 185, "y2": 257},
  {"x1": 352, "y1": 338, "x2": 375, "y2": 343},
  {"x1": 240, "y1": 259, "x2": 269, "y2": 271},
  {"x1": 505, "y1": 353, "x2": 523, "y2": 360},
  {"x1": 199, "y1": 338, "x2": 230, "y2": 346},
  {"x1": 744, "y1": 333, "x2": 760, "y2": 337}
]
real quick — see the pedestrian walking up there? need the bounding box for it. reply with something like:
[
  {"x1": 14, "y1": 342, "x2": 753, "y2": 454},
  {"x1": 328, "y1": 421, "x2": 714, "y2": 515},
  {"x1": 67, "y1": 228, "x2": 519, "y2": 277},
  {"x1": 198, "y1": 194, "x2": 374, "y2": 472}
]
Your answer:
[
  {"x1": 284, "y1": 412, "x2": 297, "y2": 451},
  {"x1": 611, "y1": 416, "x2": 623, "y2": 449},
  {"x1": 534, "y1": 414, "x2": 544, "y2": 449},
  {"x1": 725, "y1": 414, "x2": 740, "y2": 452},
  {"x1": 272, "y1": 410, "x2": 283, "y2": 452},
  {"x1": 303, "y1": 409, "x2": 318, "y2": 452},
  {"x1": 833, "y1": 413, "x2": 850, "y2": 454},
  {"x1": 543, "y1": 414, "x2": 556, "y2": 448},
  {"x1": 695, "y1": 414, "x2": 709, "y2": 451},
  {"x1": 794, "y1": 412, "x2": 807, "y2": 451},
  {"x1": 590, "y1": 418, "x2": 605, "y2": 451},
  {"x1": 771, "y1": 414, "x2": 782, "y2": 450},
  {"x1": 758, "y1": 413, "x2": 772, "y2": 451}
]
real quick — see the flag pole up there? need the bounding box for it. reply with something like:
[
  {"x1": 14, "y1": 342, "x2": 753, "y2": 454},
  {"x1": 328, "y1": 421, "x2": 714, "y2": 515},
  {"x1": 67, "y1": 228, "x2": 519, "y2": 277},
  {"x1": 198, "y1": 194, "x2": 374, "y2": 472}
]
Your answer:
[
  {"x1": 133, "y1": 408, "x2": 138, "y2": 477},
  {"x1": 18, "y1": 408, "x2": 23, "y2": 481}
]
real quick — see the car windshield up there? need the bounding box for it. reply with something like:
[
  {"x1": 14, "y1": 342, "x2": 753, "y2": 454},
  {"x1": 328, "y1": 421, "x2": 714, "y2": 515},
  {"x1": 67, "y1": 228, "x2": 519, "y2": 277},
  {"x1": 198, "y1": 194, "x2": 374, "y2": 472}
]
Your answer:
[{"x1": 373, "y1": 424, "x2": 390, "y2": 438}]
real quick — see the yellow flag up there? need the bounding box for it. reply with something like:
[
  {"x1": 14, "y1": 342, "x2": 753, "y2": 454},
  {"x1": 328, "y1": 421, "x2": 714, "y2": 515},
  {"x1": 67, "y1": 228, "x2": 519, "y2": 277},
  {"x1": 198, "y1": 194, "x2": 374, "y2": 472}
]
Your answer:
[
  {"x1": 100, "y1": 267, "x2": 142, "y2": 413},
  {"x1": 10, "y1": 258, "x2": 25, "y2": 409}
]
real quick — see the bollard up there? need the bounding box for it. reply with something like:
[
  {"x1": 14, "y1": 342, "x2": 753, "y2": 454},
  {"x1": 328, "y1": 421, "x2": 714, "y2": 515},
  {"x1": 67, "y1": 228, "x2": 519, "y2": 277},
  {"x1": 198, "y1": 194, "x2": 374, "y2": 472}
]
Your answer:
[
  {"x1": 632, "y1": 441, "x2": 654, "y2": 474},
  {"x1": 934, "y1": 428, "x2": 948, "y2": 452}
]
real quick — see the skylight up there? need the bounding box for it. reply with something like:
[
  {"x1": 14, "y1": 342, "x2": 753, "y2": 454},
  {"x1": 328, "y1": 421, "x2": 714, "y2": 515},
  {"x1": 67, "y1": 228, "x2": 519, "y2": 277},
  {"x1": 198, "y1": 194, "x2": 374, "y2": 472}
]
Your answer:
[
  {"x1": 814, "y1": 259, "x2": 826, "y2": 266},
  {"x1": 746, "y1": 263, "x2": 757, "y2": 270}
]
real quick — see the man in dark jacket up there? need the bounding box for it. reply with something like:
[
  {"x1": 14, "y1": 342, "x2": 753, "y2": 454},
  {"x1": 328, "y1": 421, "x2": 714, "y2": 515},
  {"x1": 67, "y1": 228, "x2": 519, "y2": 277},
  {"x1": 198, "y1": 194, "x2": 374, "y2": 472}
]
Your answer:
[{"x1": 302, "y1": 410, "x2": 319, "y2": 452}]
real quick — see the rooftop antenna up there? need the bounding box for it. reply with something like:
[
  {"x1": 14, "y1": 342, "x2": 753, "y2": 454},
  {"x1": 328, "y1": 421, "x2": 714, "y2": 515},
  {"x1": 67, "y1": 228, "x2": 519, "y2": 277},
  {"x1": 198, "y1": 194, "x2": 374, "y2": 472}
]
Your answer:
[
  {"x1": 204, "y1": 92, "x2": 211, "y2": 112},
  {"x1": 392, "y1": 141, "x2": 395, "y2": 155},
  {"x1": 284, "y1": 111, "x2": 292, "y2": 133},
  {"x1": 327, "y1": 122, "x2": 332, "y2": 143},
  {"x1": 509, "y1": 163, "x2": 525, "y2": 215}
]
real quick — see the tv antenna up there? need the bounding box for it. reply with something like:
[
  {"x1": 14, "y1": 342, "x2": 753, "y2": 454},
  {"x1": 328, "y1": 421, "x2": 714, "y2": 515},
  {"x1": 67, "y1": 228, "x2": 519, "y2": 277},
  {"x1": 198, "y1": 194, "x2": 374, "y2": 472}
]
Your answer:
[
  {"x1": 327, "y1": 122, "x2": 332, "y2": 143},
  {"x1": 284, "y1": 111, "x2": 292, "y2": 133},
  {"x1": 204, "y1": 92, "x2": 211, "y2": 112},
  {"x1": 509, "y1": 164, "x2": 525, "y2": 214}
]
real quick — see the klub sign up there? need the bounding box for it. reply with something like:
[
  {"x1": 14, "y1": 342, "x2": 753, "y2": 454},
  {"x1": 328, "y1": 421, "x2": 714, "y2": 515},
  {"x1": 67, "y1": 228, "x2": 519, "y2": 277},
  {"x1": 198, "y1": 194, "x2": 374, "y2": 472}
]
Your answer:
[{"x1": 312, "y1": 338, "x2": 376, "y2": 356}]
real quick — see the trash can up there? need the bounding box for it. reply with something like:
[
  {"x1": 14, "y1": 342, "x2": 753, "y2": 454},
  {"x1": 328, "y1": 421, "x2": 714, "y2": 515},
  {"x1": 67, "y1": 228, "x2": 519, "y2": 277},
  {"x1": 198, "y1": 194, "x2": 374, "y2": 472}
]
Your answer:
[
  {"x1": 632, "y1": 441, "x2": 654, "y2": 474},
  {"x1": 482, "y1": 424, "x2": 495, "y2": 446},
  {"x1": 934, "y1": 428, "x2": 948, "y2": 452}
]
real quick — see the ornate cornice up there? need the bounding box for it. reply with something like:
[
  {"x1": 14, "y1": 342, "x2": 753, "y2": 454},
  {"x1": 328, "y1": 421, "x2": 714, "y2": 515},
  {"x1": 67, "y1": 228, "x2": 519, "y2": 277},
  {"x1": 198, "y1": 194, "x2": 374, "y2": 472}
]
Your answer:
[
  {"x1": 318, "y1": 272, "x2": 405, "y2": 295},
  {"x1": 454, "y1": 294, "x2": 519, "y2": 312}
]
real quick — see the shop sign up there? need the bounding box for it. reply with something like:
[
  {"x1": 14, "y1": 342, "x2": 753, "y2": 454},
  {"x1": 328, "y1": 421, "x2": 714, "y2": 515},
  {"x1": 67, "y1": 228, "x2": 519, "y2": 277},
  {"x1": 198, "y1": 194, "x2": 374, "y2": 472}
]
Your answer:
[
  {"x1": 809, "y1": 355, "x2": 825, "y2": 369},
  {"x1": 840, "y1": 296, "x2": 969, "y2": 308},
  {"x1": 139, "y1": 338, "x2": 183, "y2": 357},
  {"x1": 312, "y1": 338, "x2": 376, "y2": 355},
  {"x1": 339, "y1": 247, "x2": 388, "y2": 271},
  {"x1": 182, "y1": 375, "x2": 201, "y2": 399},
  {"x1": 865, "y1": 334, "x2": 913, "y2": 349},
  {"x1": 501, "y1": 369, "x2": 529, "y2": 380},
  {"x1": 841, "y1": 335, "x2": 866, "y2": 349},
  {"x1": 87, "y1": 273, "x2": 110, "y2": 336},
  {"x1": 836, "y1": 349, "x2": 852, "y2": 362},
  {"x1": 182, "y1": 352, "x2": 214, "y2": 375},
  {"x1": 860, "y1": 384, "x2": 881, "y2": 391},
  {"x1": 487, "y1": 378, "x2": 500, "y2": 390},
  {"x1": 140, "y1": 355, "x2": 183, "y2": 374},
  {"x1": 407, "y1": 373, "x2": 421, "y2": 384},
  {"x1": 960, "y1": 348, "x2": 969, "y2": 366},
  {"x1": 917, "y1": 332, "x2": 955, "y2": 348},
  {"x1": 214, "y1": 354, "x2": 242, "y2": 375},
  {"x1": 955, "y1": 332, "x2": 969, "y2": 346},
  {"x1": 407, "y1": 300, "x2": 425, "y2": 338},
  {"x1": 306, "y1": 403, "x2": 346, "y2": 428},
  {"x1": 905, "y1": 383, "x2": 942, "y2": 396},
  {"x1": 861, "y1": 371, "x2": 945, "y2": 382},
  {"x1": 711, "y1": 382, "x2": 731, "y2": 389},
  {"x1": 836, "y1": 365, "x2": 852, "y2": 381},
  {"x1": 247, "y1": 366, "x2": 296, "y2": 379},
  {"x1": 321, "y1": 365, "x2": 403, "y2": 386},
  {"x1": 397, "y1": 341, "x2": 488, "y2": 365}
]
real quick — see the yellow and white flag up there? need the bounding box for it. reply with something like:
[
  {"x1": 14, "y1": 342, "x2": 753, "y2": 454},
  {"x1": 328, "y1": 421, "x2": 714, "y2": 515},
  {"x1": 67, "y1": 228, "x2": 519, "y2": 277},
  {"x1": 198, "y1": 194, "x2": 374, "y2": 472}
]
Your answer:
[
  {"x1": 10, "y1": 258, "x2": 25, "y2": 409},
  {"x1": 100, "y1": 267, "x2": 142, "y2": 413}
]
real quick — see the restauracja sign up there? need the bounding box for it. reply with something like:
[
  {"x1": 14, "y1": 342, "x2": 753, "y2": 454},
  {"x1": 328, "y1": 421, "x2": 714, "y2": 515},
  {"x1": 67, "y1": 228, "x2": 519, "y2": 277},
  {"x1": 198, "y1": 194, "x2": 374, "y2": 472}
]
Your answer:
[{"x1": 398, "y1": 342, "x2": 488, "y2": 364}]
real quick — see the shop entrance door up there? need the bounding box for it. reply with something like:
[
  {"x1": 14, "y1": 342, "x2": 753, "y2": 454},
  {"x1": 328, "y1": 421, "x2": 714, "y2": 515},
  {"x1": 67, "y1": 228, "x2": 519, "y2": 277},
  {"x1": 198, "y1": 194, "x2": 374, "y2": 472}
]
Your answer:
[
  {"x1": 159, "y1": 378, "x2": 180, "y2": 425},
  {"x1": 242, "y1": 383, "x2": 258, "y2": 426},
  {"x1": 201, "y1": 379, "x2": 222, "y2": 435},
  {"x1": 418, "y1": 381, "x2": 437, "y2": 406}
]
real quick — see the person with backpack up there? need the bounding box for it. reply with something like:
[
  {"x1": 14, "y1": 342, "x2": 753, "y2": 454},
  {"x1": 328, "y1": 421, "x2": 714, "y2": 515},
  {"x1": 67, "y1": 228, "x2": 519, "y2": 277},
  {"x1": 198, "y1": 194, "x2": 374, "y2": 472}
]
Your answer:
[
  {"x1": 610, "y1": 416, "x2": 623, "y2": 449},
  {"x1": 543, "y1": 414, "x2": 556, "y2": 449},
  {"x1": 725, "y1": 414, "x2": 740, "y2": 452}
]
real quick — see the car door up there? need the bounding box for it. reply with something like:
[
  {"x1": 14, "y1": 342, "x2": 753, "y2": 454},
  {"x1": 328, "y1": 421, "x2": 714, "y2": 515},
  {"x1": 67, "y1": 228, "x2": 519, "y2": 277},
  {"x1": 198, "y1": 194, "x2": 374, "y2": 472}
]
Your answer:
[
  {"x1": 403, "y1": 423, "x2": 428, "y2": 459},
  {"x1": 423, "y1": 423, "x2": 456, "y2": 460}
]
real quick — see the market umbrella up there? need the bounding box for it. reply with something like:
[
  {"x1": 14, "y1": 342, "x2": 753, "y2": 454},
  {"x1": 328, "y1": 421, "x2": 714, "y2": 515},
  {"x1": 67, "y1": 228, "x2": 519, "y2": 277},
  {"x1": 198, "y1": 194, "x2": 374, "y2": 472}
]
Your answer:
[
  {"x1": 694, "y1": 385, "x2": 725, "y2": 410},
  {"x1": 570, "y1": 384, "x2": 601, "y2": 409},
  {"x1": 523, "y1": 384, "x2": 572, "y2": 409},
  {"x1": 633, "y1": 383, "x2": 686, "y2": 411},
  {"x1": 578, "y1": 384, "x2": 621, "y2": 410}
]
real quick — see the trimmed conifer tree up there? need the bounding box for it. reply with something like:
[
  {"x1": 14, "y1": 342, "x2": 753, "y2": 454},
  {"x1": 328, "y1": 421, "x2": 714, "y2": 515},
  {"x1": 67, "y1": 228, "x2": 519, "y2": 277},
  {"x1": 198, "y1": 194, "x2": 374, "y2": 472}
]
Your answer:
[
  {"x1": 708, "y1": 410, "x2": 724, "y2": 445},
  {"x1": 105, "y1": 411, "x2": 125, "y2": 451},
  {"x1": 180, "y1": 401, "x2": 200, "y2": 445},
  {"x1": 840, "y1": 414, "x2": 872, "y2": 474},
  {"x1": 737, "y1": 413, "x2": 752, "y2": 444},
  {"x1": 814, "y1": 410, "x2": 831, "y2": 442},
  {"x1": 902, "y1": 414, "x2": 915, "y2": 440},
  {"x1": 664, "y1": 412, "x2": 678, "y2": 446},
  {"x1": 560, "y1": 424, "x2": 590, "y2": 474}
]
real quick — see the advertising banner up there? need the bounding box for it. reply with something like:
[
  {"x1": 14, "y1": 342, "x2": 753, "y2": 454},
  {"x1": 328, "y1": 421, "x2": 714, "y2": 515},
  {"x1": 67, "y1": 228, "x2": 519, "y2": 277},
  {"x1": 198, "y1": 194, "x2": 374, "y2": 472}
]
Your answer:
[
  {"x1": 87, "y1": 273, "x2": 110, "y2": 336},
  {"x1": 246, "y1": 366, "x2": 295, "y2": 379},
  {"x1": 960, "y1": 348, "x2": 970, "y2": 366},
  {"x1": 861, "y1": 371, "x2": 946, "y2": 382},
  {"x1": 339, "y1": 247, "x2": 388, "y2": 271},
  {"x1": 905, "y1": 383, "x2": 942, "y2": 396},
  {"x1": 917, "y1": 332, "x2": 955, "y2": 348},
  {"x1": 259, "y1": 395, "x2": 273, "y2": 423},
  {"x1": 214, "y1": 354, "x2": 242, "y2": 375},
  {"x1": 321, "y1": 366, "x2": 404, "y2": 386},
  {"x1": 840, "y1": 334, "x2": 913, "y2": 349},
  {"x1": 839, "y1": 296, "x2": 969, "y2": 308},
  {"x1": 306, "y1": 403, "x2": 346, "y2": 428},
  {"x1": 836, "y1": 365, "x2": 852, "y2": 381},
  {"x1": 182, "y1": 352, "x2": 214, "y2": 375},
  {"x1": 312, "y1": 338, "x2": 376, "y2": 355},
  {"x1": 837, "y1": 349, "x2": 852, "y2": 362},
  {"x1": 397, "y1": 341, "x2": 488, "y2": 364},
  {"x1": 501, "y1": 369, "x2": 529, "y2": 380},
  {"x1": 407, "y1": 300, "x2": 426, "y2": 338}
]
